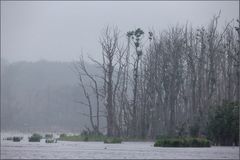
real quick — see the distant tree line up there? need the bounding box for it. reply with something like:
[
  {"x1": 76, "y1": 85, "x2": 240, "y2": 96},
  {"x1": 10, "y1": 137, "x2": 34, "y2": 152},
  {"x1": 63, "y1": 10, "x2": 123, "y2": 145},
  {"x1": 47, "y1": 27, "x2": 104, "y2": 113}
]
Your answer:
[
  {"x1": 1, "y1": 61, "x2": 96, "y2": 132},
  {"x1": 74, "y1": 14, "x2": 239, "y2": 145}
]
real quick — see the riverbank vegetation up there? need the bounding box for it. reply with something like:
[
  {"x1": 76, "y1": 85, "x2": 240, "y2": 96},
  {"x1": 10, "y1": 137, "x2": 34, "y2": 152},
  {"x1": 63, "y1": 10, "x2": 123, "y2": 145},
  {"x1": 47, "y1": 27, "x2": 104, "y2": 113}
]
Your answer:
[
  {"x1": 28, "y1": 133, "x2": 42, "y2": 142},
  {"x1": 207, "y1": 101, "x2": 239, "y2": 146},
  {"x1": 154, "y1": 137, "x2": 211, "y2": 147}
]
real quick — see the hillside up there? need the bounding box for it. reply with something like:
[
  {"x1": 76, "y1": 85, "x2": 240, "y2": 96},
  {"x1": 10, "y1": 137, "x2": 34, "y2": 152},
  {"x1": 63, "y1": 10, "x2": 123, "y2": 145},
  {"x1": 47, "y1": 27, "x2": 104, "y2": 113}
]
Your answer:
[{"x1": 1, "y1": 60, "x2": 105, "y2": 133}]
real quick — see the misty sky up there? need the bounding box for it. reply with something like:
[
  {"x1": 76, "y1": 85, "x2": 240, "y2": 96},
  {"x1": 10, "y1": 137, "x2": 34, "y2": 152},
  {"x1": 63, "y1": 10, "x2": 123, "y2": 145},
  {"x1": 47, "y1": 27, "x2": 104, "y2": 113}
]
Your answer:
[{"x1": 1, "y1": 1, "x2": 239, "y2": 63}]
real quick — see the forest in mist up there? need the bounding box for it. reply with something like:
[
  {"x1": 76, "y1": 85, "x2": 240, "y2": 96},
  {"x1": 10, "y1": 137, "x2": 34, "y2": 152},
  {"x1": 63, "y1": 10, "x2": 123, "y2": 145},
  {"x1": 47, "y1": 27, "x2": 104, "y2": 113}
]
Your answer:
[
  {"x1": 1, "y1": 59, "x2": 105, "y2": 133},
  {"x1": 72, "y1": 14, "x2": 239, "y2": 141},
  {"x1": 1, "y1": 14, "x2": 239, "y2": 145}
]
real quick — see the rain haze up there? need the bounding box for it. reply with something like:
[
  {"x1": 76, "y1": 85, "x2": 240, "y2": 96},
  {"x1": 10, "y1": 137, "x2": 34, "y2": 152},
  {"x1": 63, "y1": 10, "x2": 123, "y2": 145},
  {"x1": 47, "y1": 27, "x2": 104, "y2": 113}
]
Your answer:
[
  {"x1": 1, "y1": 1, "x2": 239, "y2": 63},
  {"x1": 1, "y1": 1, "x2": 239, "y2": 159}
]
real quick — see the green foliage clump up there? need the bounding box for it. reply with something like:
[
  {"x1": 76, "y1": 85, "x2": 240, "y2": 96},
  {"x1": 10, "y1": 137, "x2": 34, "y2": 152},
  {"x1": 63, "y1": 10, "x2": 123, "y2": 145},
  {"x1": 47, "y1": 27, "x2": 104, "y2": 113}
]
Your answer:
[
  {"x1": 29, "y1": 133, "x2": 42, "y2": 142},
  {"x1": 104, "y1": 137, "x2": 122, "y2": 144},
  {"x1": 80, "y1": 130, "x2": 105, "y2": 141},
  {"x1": 207, "y1": 101, "x2": 239, "y2": 146},
  {"x1": 154, "y1": 137, "x2": 210, "y2": 147},
  {"x1": 58, "y1": 135, "x2": 82, "y2": 141},
  {"x1": 190, "y1": 138, "x2": 210, "y2": 147}
]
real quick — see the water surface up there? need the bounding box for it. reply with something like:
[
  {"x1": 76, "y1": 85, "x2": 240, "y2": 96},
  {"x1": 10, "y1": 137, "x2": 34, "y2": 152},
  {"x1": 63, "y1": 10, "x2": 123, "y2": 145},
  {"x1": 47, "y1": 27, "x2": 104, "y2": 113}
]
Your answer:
[{"x1": 1, "y1": 135, "x2": 239, "y2": 159}]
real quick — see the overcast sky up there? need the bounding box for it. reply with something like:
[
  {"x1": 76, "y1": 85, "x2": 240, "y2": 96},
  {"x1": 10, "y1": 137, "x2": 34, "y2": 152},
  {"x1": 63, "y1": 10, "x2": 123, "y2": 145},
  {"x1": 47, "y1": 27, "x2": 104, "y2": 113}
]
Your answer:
[{"x1": 1, "y1": 1, "x2": 239, "y2": 63}]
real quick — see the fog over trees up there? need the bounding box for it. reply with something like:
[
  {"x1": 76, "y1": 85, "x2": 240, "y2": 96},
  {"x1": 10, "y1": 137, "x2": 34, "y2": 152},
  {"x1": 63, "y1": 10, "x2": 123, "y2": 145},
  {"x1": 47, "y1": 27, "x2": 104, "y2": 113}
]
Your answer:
[
  {"x1": 73, "y1": 15, "x2": 239, "y2": 139},
  {"x1": 1, "y1": 15, "x2": 239, "y2": 143},
  {"x1": 1, "y1": 60, "x2": 105, "y2": 133}
]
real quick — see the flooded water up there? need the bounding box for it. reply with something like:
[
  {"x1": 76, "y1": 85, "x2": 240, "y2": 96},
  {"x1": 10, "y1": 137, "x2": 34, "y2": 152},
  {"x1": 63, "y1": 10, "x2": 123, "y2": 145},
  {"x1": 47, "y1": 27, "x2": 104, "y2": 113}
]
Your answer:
[{"x1": 1, "y1": 134, "x2": 239, "y2": 159}]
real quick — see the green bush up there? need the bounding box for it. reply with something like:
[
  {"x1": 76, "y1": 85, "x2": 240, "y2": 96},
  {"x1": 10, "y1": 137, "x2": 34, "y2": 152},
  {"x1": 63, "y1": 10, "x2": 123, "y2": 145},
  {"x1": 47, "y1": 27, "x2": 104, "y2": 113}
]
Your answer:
[
  {"x1": 154, "y1": 137, "x2": 210, "y2": 147},
  {"x1": 58, "y1": 134, "x2": 80, "y2": 141},
  {"x1": 29, "y1": 133, "x2": 42, "y2": 142},
  {"x1": 207, "y1": 101, "x2": 239, "y2": 146},
  {"x1": 104, "y1": 137, "x2": 122, "y2": 144},
  {"x1": 190, "y1": 138, "x2": 210, "y2": 147}
]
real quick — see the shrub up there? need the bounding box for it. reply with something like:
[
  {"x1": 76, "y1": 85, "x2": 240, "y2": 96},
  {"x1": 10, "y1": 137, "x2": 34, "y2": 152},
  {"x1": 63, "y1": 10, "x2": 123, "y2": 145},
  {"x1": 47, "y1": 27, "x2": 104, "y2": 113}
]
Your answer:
[
  {"x1": 13, "y1": 137, "x2": 22, "y2": 142},
  {"x1": 104, "y1": 137, "x2": 122, "y2": 144},
  {"x1": 29, "y1": 133, "x2": 42, "y2": 142},
  {"x1": 58, "y1": 135, "x2": 81, "y2": 141},
  {"x1": 154, "y1": 137, "x2": 210, "y2": 147},
  {"x1": 207, "y1": 101, "x2": 239, "y2": 146}
]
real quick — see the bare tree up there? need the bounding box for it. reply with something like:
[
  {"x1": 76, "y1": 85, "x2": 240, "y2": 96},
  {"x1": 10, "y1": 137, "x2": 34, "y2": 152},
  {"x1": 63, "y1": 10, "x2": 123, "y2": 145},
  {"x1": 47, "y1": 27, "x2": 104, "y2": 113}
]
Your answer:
[
  {"x1": 73, "y1": 15, "x2": 239, "y2": 139},
  {"x1": 73, "y1": 56, "x2": 101, "y2": 134},
  {"x1": 99, "y1": 27, "x2": 127, "y2": 136}
]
